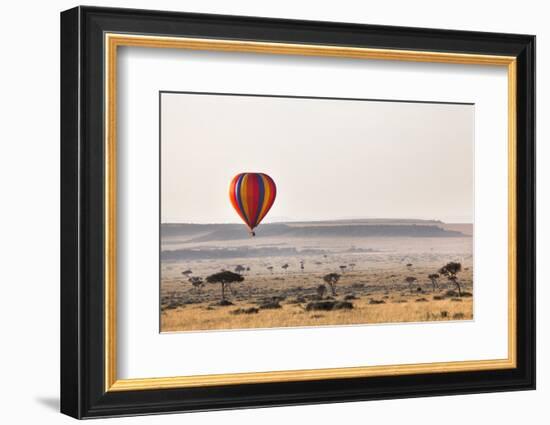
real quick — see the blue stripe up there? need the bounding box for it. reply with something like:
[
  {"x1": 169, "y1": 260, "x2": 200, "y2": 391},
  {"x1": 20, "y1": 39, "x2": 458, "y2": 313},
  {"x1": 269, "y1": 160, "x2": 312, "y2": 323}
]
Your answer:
[{"x1": 253, "y1": 174, "x2": 265, "y2": 228}]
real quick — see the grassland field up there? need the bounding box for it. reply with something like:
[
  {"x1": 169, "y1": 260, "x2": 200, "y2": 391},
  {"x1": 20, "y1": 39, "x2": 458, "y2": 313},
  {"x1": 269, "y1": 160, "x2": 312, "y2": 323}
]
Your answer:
[{"x1": 161, "y1": 221, "x2": 473, "y2": 332}]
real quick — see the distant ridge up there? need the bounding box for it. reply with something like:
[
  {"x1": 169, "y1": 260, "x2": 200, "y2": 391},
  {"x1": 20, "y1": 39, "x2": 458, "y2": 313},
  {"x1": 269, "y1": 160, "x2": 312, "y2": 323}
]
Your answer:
[
  {"x1": 165, "y1": 218, "x2": 444, "y2": 227},
  {"x1": 161, "y1": 219, "x2": 465, "y2": 244}
]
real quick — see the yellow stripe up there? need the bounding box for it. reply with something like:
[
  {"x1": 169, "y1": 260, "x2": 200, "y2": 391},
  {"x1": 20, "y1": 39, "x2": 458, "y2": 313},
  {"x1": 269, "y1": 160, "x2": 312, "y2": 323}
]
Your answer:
[
  {"x1": 240, "y1": 174, "x2": 250, "y2": 224},
  {"x1": 257, "y1": 175, "x2": 271, "y2": 223}
]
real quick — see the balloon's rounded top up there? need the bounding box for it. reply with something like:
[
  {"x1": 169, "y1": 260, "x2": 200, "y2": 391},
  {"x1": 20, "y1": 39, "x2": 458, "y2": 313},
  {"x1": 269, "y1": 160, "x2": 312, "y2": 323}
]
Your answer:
[{"x1": 229, "y1": 173, "x2": 276, "y2": 236}]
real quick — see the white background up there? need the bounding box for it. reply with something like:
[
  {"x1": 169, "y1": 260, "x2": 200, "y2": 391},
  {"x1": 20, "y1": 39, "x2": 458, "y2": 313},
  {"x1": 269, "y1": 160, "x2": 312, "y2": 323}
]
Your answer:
[
  {"x1": 118, "y1": 48, "x2": 507, "y2": 379},
  {"x1": 0, "y1": 1, "x2": 546, "y2": 424}
]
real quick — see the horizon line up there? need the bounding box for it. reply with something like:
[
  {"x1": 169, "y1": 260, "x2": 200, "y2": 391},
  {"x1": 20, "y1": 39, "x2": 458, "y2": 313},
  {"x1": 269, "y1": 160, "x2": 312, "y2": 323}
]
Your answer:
[{"x1": 161, "y1": 218, "x2": 474, "y2": 225}]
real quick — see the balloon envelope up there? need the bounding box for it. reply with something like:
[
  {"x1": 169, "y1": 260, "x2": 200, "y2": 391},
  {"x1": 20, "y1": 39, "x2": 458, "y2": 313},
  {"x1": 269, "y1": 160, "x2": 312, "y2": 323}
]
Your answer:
[{"x1": 229, "y1": 173, "x2": 276, "y2": 234}]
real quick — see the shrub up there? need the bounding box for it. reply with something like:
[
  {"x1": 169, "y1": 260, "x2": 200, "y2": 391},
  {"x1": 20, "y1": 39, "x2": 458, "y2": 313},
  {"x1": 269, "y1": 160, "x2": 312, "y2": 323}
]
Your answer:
[
  {"x1": 269, "y1": 295, "x2": 286, "y2": 302},
  {"x1": 287, "y1": 296, "x2": 306, "y2": 304},
  {"x1": 404, "y1": 276, "x2": 417, "y2": 292},
  {"x1": 428, "y1": 273, "x2": 440, "y2": 291},
  {"x1": 323, "y1": 273, "x2": 341, "y2": 296},
  {"x1": 165, "y1": 302, "x2": 181, "y2": 310},
  {"x1": 305, "y1": 300, "x2": 353, "y2": 311},
  {"x1": 231, "y1": 307, "x2": 259, "y2": 315},
  {"x1": 305, "y1": 301, "x2": 335, "y2": 311},
  {"x1": 210, "y1": 299, "x2": 233, "y2": 307},
  {"x1": 188, "y1": 276, "x2": 204, "y2": 293},
  {"x1": 316, "y1": 284, "x2": 327, "y2": 299},
  {"x1": 258, "y1": 301, "x2": 282, "y2": 309},
  {"x1": 333, "y1": 301, "x2": 354, "y2": 310}
]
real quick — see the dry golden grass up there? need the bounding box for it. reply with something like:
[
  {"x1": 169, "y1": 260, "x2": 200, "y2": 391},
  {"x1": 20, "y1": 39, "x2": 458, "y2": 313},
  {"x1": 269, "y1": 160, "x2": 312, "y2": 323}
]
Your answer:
[
  {"x1": 161, "y1": 234, "x2": 473, "y2": 332},
  {"x1": 161, "y1": 296, "x2": 473, "y2": 332}
]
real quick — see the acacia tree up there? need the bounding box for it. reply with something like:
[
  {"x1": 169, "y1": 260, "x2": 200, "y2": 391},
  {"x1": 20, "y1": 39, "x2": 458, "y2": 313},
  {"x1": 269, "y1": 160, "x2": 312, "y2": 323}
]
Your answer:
[
  {"x1": 316, "y1": 284, "x2": 327, "y2": 299},
  {"x1": 339, "y1": 265, "x2": 347, "y2": 273},
  {"x1": 188, "y1": 276, "x2": 204, "y2": 294},
  {"x1": 234, "y1": 265, "x2": 245, "y2": 274},
  {"x1": 404, "y1": 276, "x2": 417, "y2": 292},
  {"x1": 281, "y1": 263, "x2": 289, "y2": 272},
  {"x1": 428, "y1": 273, "x2": 440, "y2": 292},
  {"x1": 267, "y1": 266, "x2": 273, "y2": 274},
  {"x1": 323, "y1": 273, "x2": 341, "y2": 296},
  {"x1": 348, "y1": 263, "x2": 356, "y2": 272},
  {"x1": 206, "y1": 271, "x2": 244, "y2": 302},
  {"x1": 439, "y1": 262, "x2": 463, "y2": 296}
]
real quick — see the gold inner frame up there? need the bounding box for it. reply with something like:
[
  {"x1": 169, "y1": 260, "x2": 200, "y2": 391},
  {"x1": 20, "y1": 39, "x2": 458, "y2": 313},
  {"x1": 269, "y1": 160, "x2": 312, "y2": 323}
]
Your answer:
[{"x1": 104, "y1": 33, "x2": 517, "y2": 392}]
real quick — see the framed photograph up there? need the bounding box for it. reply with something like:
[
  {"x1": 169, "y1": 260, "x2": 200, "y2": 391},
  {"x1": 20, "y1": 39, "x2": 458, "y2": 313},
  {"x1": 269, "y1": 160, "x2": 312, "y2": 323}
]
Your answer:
[{"x1": 60, "y1": 6, "x2": 535, "y2": 419}]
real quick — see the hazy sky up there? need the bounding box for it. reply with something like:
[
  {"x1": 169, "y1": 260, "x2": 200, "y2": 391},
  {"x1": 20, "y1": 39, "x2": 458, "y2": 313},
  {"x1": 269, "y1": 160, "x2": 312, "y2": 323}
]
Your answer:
[{"x1": 161, "y1": 93, "x2": 473, "y2": 224}]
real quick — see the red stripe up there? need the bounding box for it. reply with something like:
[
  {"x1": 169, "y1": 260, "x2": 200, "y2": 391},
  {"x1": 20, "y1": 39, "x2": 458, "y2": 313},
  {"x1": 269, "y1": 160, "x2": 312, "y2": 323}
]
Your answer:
[{"x1": 246, "y1": 174, "x2": 260, "y2": 228}]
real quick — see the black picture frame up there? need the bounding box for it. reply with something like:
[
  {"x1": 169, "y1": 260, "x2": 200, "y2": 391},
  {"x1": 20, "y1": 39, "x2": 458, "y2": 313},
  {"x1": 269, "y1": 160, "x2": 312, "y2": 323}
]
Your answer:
[{"x1": 61, "y1": 5, "x2": 535, "y2": 419}]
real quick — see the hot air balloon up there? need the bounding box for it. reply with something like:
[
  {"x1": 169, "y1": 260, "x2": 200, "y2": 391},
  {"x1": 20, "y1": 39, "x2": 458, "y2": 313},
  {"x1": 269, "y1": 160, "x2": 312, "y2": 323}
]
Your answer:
[{"x1": 229, "y1": 173, "x2": 276, "y2": 236}]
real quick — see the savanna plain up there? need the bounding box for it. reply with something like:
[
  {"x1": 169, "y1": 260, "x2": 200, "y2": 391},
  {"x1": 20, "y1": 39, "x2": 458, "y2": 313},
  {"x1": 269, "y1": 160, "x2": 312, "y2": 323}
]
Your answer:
[{"x1": 161, "y1": 219, "x2": 473, "y2": 332}]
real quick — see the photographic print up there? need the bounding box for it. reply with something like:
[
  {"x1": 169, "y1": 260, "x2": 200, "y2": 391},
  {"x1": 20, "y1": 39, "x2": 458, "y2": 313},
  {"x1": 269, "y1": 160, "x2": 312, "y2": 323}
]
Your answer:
[
  {"x1": 160, "y1": 92, "x2": 474, "y2": 332},
  {"x1": 61, "y1": 9, "x2": 535, "y2": 417}
]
